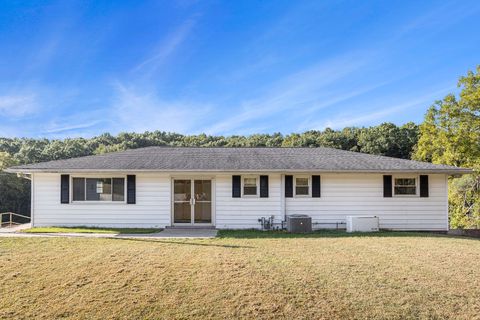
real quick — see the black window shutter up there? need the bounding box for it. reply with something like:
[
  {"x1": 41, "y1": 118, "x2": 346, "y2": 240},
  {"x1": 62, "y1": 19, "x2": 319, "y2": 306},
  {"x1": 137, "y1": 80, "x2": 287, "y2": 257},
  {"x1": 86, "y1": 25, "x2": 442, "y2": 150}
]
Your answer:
[
  {"x1": 232, "y1": 175, "x2": 241, "y2": 198},
  {"x1": 383, "y1": 175, "x2": 392, "y2": 198},
  {"x1": 312, "y1": 175, "x2": 321, "y2": 198},
  {"x1": 127, "y1": 175, "x2": 136, "y2": 204},
  {"x1": 285, "y1": 175, "x2": 293, "y2": 198},
  {"x1": 112, "y1": 178, "x2": 125, "y2": 201},
  {"x1": 420, "y1": 175, "x2": 429, "y2": 197},
  {"x1": 60, "y1": 174, "x2": 70, "y2": 204},
  {"x1": 260, "y1": 175, "x2": 269, "y2": 198}
]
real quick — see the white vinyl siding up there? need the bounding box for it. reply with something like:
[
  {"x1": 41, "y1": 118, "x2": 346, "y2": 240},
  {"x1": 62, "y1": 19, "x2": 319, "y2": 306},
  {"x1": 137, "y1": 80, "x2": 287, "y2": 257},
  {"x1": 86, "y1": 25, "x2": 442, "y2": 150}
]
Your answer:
[
  {"x1": 285, "y1": 173, "x2": 448, "y2": 231},
  {"x1": 31, "y1": 172, "x2": 448, "y2": 231},
  {"x1": 215, "y1": 174, "x2": 282, "y2": 229},
  {"x1": 32, "y1": 173, "x2": 171, "y2": 228}
]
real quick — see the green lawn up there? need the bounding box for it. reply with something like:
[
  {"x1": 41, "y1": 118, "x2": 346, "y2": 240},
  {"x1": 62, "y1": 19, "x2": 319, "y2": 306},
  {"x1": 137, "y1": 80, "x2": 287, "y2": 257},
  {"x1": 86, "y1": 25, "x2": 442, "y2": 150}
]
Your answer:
[
  {"x1": 1, "y1": 231, "x2": 480, "y2": 319},
  {"x1": 21, "y1": 226, "x2": 162, "y2": 234}
]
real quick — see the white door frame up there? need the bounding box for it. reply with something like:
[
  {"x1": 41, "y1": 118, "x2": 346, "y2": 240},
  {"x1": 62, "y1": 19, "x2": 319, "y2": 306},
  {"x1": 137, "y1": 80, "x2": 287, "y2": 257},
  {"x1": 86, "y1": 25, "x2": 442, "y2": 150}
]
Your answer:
[{"x1": 171, "y1": 177, "x2": 215, "y2": 226}]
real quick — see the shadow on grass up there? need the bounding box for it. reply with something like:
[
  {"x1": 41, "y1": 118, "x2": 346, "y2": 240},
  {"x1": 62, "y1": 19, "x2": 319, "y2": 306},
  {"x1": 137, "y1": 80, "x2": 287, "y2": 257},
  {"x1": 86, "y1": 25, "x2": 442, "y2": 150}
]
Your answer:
[
  {"x1": 111, "y1": 237, "x2": 254, "y2": 248},
  {"x1": 216, "y1": 229, "x2": 478, "y2": 240},
  {"x1": 22, "y1": 227, "x2": 162, "y2": 234}
]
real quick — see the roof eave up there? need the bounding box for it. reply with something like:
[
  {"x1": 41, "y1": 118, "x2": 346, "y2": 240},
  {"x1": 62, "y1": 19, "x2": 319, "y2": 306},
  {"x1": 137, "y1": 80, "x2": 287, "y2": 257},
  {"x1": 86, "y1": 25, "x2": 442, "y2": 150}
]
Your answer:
[{"x1": 5, "y1": 167, "x2": 474, "y2": 175}]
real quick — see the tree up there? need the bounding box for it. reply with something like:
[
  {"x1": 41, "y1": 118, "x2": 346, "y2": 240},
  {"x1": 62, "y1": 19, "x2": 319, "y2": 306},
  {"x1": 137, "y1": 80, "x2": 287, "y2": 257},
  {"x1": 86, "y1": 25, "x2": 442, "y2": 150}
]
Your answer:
[
  {"x1": 414, "y1": 66, "x2": 480, "y2": 228},
  {"x1": 357, "y1": 122, "x2": 418, "y2": 159},
  {"x1": 0, "y1": 152, "x2": 16, "y2": 170},
  {"x1": 0, "y1": 152, "x2": 30, "y2": 220}
]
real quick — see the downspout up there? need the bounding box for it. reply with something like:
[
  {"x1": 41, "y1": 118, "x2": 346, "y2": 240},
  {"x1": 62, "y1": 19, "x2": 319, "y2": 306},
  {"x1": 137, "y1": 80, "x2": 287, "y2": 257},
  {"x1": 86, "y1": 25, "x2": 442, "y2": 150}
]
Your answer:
[
  {"x1": 31, "y1": 173, "x2": 34, "y2": 227},
  {"x1": 281, "y1": 174, "x2": 286, "y2": 228},
  {"x1": 445, "y1": 174, "x2": 449, "y2": 231}
]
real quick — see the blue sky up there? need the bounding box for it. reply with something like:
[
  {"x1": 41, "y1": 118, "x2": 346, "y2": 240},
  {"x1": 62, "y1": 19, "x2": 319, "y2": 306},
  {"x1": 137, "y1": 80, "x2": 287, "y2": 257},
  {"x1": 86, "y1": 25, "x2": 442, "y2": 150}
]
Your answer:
[{"x1": 0, "y1": 0, "x2": 479, "y2": 138}]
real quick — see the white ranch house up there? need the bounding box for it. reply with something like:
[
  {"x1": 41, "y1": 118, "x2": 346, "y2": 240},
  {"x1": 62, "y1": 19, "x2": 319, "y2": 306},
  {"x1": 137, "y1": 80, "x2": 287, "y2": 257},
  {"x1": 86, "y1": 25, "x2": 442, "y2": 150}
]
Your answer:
[{"x1": 6, "y1": 147, "x2": 471, "y2": 231}]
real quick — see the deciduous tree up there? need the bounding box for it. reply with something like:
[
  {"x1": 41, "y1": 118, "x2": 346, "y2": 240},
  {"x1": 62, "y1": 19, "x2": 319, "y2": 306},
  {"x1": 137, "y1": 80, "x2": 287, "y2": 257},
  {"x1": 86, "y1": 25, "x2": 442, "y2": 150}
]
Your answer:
[{"x1": 414, "y1": 66, "x2": 480, "y2": 228}]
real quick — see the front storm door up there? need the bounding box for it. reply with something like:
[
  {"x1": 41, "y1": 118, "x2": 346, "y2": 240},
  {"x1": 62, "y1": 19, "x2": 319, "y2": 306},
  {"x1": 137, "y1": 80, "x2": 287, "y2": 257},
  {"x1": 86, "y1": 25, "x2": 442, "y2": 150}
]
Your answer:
[{"x1": 173, "y1": 179, "x2": 212, "y2": 225}]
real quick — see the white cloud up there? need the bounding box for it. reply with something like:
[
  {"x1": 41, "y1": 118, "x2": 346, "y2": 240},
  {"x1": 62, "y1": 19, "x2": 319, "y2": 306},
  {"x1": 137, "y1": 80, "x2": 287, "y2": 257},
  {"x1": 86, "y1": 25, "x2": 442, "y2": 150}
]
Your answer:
[
  {"x1": 5, "y1": 2, "x2": 467, "y2": 139},
  {"x1": 0, "y1": 94, "x2": 38, "y2": 117},
  {"x1": 31, "y1": 105, "x2": 105, "y2": 138},
  {"x1": 399, "y1": 2, "x2": 479, "y2": 36},
  {"x1": 293, "y1": 82, "x2": 390, "y2": 131},
  {"x1": 303, "y1": 82, "x2": 389, "y2": 115},
  {"x1": 0, "y1": 124, "x2": 26, "y2": 138},
  {"x1": 39, "y1": 83, "x2": 213, "y2": 137},
  {"x1": 44, "y1": 120, "x2": 103, "y2": 134},
  {"x1": 109, "y1": 83, "x2": 211, "y2": 133},
  {"x1": 205, "y1": 53, "x2": 371, "y2": 135},
  {"x1": 312, "y1": 86, "x2": 454, "y2": 130},
  {"x1": 96, "y1": 51, "x2": 376, "y2": 137},
  {"x1": 132, "y1": 18, "x2": 197, "y2": 76}
]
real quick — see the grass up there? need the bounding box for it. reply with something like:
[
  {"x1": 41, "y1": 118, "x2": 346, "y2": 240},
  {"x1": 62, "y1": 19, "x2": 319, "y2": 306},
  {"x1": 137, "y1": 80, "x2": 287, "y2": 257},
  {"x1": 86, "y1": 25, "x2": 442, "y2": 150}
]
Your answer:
[
  {"x1": 21, "y1": 226, "x2": 162, "y2": 234},
  {"x1": 217, "y1": 229, "x2": 446, "y2": 238},
  {"x1": 1, "y1": 231, "x2": 480, "y2": 319}
]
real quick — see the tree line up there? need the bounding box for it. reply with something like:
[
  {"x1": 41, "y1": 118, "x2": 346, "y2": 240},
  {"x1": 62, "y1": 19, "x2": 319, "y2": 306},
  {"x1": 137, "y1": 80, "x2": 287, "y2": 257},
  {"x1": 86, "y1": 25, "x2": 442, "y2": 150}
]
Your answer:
[
  {"x1": 0, "y1": 122, "x2": 419, "y2": 165},
  {"x1": 1, "y1": 66, "x2": 478, "y2": 228}
]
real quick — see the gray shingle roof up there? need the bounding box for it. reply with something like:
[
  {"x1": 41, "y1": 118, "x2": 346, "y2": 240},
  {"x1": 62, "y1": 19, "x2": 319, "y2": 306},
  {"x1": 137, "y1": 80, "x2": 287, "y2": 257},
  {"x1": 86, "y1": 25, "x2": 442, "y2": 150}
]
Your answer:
[{"x1": 6, "y1": 147, "x2": 472, "y2": 174}]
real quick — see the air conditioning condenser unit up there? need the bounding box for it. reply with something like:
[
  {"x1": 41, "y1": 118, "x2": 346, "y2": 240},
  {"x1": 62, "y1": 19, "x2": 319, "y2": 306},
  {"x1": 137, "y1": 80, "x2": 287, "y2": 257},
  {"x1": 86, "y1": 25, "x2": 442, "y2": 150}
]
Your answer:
[{"x1": 286, "y1": 214, "x2": 312, "y2": 233}]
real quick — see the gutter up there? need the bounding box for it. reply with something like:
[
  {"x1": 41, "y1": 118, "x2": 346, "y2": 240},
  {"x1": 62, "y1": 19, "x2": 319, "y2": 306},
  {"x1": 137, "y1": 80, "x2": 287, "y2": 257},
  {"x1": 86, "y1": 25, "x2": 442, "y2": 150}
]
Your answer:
[{"x1": 4, "y1": 168, "x2": 474, "y2": 175}]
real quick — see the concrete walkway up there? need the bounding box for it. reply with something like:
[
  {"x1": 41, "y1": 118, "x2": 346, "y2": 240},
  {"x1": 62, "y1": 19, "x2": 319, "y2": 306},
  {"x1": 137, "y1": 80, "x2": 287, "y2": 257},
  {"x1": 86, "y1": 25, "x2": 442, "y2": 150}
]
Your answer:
[
  {"x1": 154, "y1": 228, "x2": 218, "y2": 238},
  {"x1": 0, "y1": 223, "x2": 31, "y2": 233},
  {"x1": 0, "y1": 227, "x2": 218, "y2": 239}
]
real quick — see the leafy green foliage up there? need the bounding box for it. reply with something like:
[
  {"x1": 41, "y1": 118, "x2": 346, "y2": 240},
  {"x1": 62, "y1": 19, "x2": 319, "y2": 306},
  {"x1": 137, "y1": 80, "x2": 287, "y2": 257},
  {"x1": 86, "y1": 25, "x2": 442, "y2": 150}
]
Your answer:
[
  {"x1": 0, "y1": 152, "x2": 30, "y2": 220},
  {"x1": 358, "y1": 122, "x2": 419, "y2": 159},
  {"x1": 414, "y1": 66, "x2": 480, "y2": 228},
  {"x1": 0, "y1": 123, "x2": 419, "y2": 165}
]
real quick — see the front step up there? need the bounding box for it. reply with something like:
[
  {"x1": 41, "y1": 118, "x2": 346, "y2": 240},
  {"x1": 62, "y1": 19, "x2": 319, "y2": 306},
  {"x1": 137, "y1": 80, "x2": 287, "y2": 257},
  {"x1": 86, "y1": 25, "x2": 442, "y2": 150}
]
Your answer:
[{"x1": 165, "y1": 225, "x2": 216, "y2": 230}]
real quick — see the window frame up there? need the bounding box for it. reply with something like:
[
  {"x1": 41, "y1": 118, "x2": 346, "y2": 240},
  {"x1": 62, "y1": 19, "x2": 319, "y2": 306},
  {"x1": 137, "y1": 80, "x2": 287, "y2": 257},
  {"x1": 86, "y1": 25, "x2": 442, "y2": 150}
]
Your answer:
[
  {"x1": 241, "y1": 175, "x2": 259, "y2": 197},
  {"x1": 294, "y1": 175, "x2": 311, "y2": 197},
  {"x1": 70, "y1": 175, "x2": 127, "y2": 204},
  {"x1": 392, "y1": 175, "x2": 418, "y2": 197}
]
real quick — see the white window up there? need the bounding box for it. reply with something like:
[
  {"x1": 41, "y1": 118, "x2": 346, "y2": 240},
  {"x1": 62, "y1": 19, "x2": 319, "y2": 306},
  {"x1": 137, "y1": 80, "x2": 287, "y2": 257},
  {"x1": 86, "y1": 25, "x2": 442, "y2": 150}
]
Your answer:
[
  {"x1": 243, "y1": 176, "x2": 258, "y2": 196},
  {"x1": 393, "y1": 177, "x2": 417, "y2": 196},
  {"x1": 295, "y1": 176, "x2": 310, "y2": 196},
  {"x1": 72, "y1": 177, "x2": 125, "y2": 202}
]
